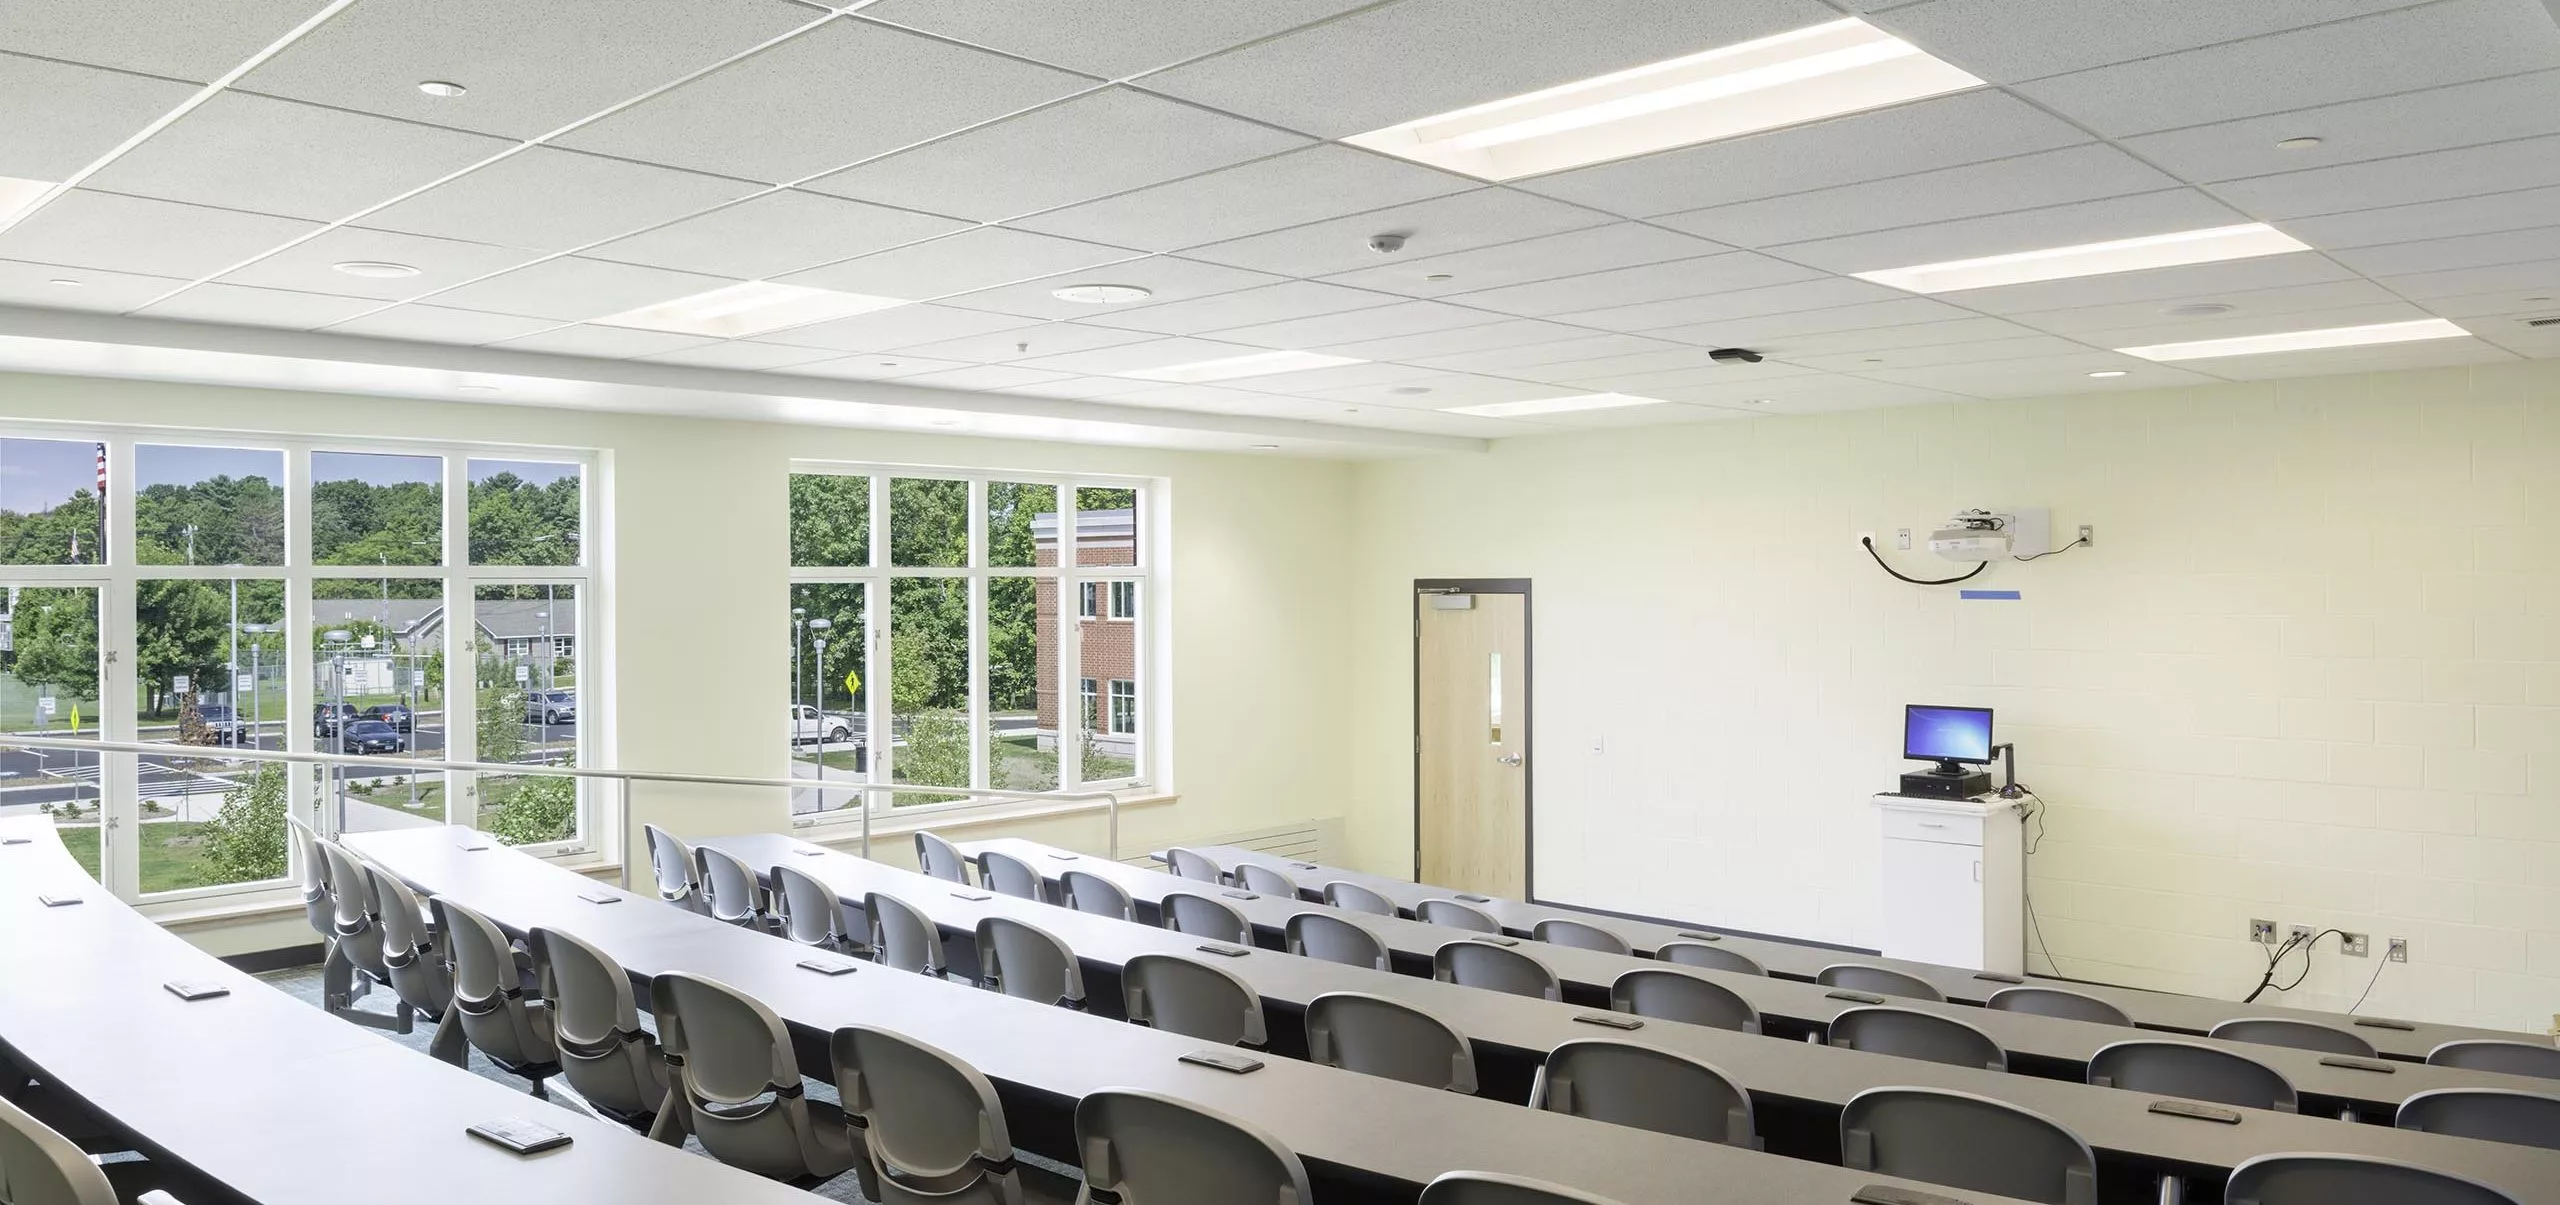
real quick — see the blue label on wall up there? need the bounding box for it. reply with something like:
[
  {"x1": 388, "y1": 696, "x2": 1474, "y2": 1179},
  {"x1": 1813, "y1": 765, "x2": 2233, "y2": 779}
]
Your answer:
[{"x1": 1959, "y1": 589, "x2": 2021, "y2": 601}]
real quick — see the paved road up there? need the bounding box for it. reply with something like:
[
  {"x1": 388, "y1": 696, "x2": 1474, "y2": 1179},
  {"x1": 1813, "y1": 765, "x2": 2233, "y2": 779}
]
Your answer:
[{"x1": 0, "y1": 716, "x2": 574, "y2": 812}]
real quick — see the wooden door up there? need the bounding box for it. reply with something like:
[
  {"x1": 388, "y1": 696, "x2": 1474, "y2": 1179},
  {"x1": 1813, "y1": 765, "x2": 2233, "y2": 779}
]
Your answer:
[{"x1": 1416, "y1": 589, "x2": 1527, "y2": 896}]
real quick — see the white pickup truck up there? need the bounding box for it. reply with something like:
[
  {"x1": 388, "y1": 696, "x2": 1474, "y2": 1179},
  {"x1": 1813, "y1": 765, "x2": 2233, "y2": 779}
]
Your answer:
[{"x1": 785, "y1": 704, "x2": 855, "y2": 744}]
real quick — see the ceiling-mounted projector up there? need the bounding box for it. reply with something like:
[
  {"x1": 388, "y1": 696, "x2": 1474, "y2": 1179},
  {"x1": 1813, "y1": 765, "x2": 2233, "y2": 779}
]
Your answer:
[{"x1": 1929, "y1": 508, "x2": 2049, "y2": 562}]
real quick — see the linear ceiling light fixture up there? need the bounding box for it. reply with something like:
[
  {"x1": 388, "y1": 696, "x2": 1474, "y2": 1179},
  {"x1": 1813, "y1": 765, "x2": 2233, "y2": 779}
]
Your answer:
[
  {"x1": 1345, "y1": 19, "x2": 1984, "y2": 180},
  {"x1": 1121, "y1": 349, "x2": 1363, "y2": 383},
  {"x1": 1854, "y1": 224, "x2": 2311, "y2": 294},
  {"x1": 0, "y1": 176, "x2": 58, "y2": 224},
  {"x1": 2117, "y1": 318, "x2": 2470, "y2": 361},
  {"x1": 1444, "y1": 392, "x2": 1668, "y2": 418},
  {"x1": 596, "y1": 281, "x2": 908, "y2": 338}
]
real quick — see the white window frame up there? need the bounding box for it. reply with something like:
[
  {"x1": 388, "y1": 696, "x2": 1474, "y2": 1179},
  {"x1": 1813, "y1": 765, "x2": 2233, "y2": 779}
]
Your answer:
[
  {"x1": 1107, "y1": 580, "x2": 1137, "y2": 621},
  {"x1": 1107, "y1": 678, "x2": 1136, "y2": 735}
]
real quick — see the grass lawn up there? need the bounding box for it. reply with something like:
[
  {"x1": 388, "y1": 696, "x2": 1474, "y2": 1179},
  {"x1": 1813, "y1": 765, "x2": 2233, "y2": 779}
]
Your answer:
[
  {"x1": 53, "y1": 821, "x2": 271, "y2": 895},
  {"x1": 347, "y1": 779, "x2": 449, "y2": 822}
]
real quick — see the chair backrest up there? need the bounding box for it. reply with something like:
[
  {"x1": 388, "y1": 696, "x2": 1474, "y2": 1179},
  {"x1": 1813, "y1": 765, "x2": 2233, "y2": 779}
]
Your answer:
[
  {"x1": 1163, "y1": 846, "x2": 1224, "y2": 883},
  {"x1": 1655, "y1": 940, "x2": 1765, "y2": 976},
  {"x1": 1816, "y1": 963, "x2": 1944, "y2": 1001},
  {"x1": 365, "y1": 863, "x2": 451, "y2": 1016},
  {"x1": 978, "y1": 849, "x2": 1046, "y2": 902},
  {"x1": 650, "y1": 972, "x2": 836, "y2": 1182},
  {"x1": 1323, "y1": 880, "x2": 1397, "y2": 916},
  {"x1": 428, "y1": 894, "x2": 559, "y2": 1073},
  {"x1": 1416, "y1": 898, "x2": 1501, "y2": 933},
  {"x1": 2427, "y1": 1039, "x2": 2560, "y2": 1080},
  {"x1": 1122, "y1": 953, "x2": 1267, "y2": 1048},
  {"x1": 1829, "y1": 1006, "x2": 2007, "y2": 1071},
  {"x1": 1989, "y1": 986, "x2": 2132, "y2": 1027},
  {"x1": 1061, "y1": 869, "x2": 1134, "y2": 921},
  {"x1": 1531, "y1": 1039, "x2": 1756, "y2": 1148},
  {"x1": 1235, "y1": 863, "x2": 1299, "y2": 898},
  {"x1": 2209, "y1": 1017, "x2": 2376, "y2": 1058},
  {"x1": 1841, "y1": 1087, "x2": 2097, "y2": 1205},
  {"x1": 1074, "y1": 1089, "x2": 1313, "y2": 1205},
  {"x1": 832, "y1": 1025, "x2": 1019, "y2": 1203},
  {"x1": 1286, "y1": 912, "x2": 1389, "y2": 972},
  {"x1": 2395, "y1": 1088, "x2": 2560, "y2": 1151},
  {"x1": 1609, "y1": 969, "x2": 1760, "y2": 1034},
  {"x1": 1533, "y1": 918, "x2": 1631, "y2": 956},
  {"x1": 976, "y1": 916, "x2": 1084, "y2": 1009},
  {"x1": 1434, "y1": 940, "x2": 1561, "y2": 1001},
  {"x1": 915, "y1": 831, "x2": 972, "y2": 884},
  {"x1": 694, "y1": 845, "x2": 768, "y2": 929},
  {"x1": 287, "y1": 814, "x2": 331, "y2": 934},
  {"x1": 865, "y1": 892, "x2": 945, "y2": 978},
  {"x1": 0, "y1": 1093, "x2": 118, "y2": 1205},
  {"x1": 642, "y1": 823, "x2": 702, "y2": 909},
  {"x1": 2086, "y1": 1040, "x2": 2295, "y2": 1112},
  {"x1": 1305, "y1": 991, "x2": 1477, "y2": 1094},
  {"x1": 770, "y1": 863, "x2": 853, "y2": 950},
  {"x1": 528, "y1": 926, "x2": 662, "y2": 1124},
  {"x1": 1418, "y1": 1172, "x2": 1630, "y2": 1205},
  {"x1": 1160, "y1": 891, "x2": 1251, "y2": 945},
  {"x1": 2226, "y1": 1153, "x2": 2523, "y2": 1205},
  {"x1": 313, "y1": 839, "x2": 383, "y2": 963}
]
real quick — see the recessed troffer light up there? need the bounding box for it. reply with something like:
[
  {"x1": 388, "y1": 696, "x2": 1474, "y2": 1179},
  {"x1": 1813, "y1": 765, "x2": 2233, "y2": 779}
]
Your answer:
[
  {"x1": 1444, "y1": 392, "x2": 1667, "y2": 418},
  {"x1": 1050, "y1": 284, "x2": 1151, "y2": 304},
  {"x1": 1345, "y1": 19, "x2": 1984, "y2": 180},
  {"x1": 333, "y1": 260, "x2": 420, "y2": 278},
  {"x1": 2117, "y1": 319, "x2": 2470, "y2": 361},
  {"x1": 596, "y1": 281, "x2": 907, "y2": 338},
  {"x1": 1854, "y1": 224, "x2": 2311, "y2": 294},
  {"x1": 418, "y1": 80, "x2": 467, "y2": 97},
  {"x1": 0, "y1": 176, "x2": 58, "y2": 223},
  {"x1": 2086, "y1": 370, "x2": 2129, "y2": 378},
  {"x1": 1121, "y1": 349, "x2": 1362, "y2": 383}
]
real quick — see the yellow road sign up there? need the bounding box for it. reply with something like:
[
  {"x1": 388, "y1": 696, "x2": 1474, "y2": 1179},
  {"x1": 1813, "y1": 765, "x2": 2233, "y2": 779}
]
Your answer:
[{"x1": 843, "y1": 668, "x2": 862, "y2": 696}]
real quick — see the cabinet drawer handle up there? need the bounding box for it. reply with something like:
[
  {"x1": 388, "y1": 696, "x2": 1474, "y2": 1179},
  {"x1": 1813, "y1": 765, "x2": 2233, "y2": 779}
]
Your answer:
[{"x1": 1918, "y1": 821, "x2": 1946, "y2": 828}]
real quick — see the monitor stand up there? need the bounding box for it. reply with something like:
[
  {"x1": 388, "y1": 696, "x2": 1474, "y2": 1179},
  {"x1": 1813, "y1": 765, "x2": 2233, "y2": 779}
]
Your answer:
[{"x1": 1926, "y1": 759, "x2": 1969, "y2": 777}]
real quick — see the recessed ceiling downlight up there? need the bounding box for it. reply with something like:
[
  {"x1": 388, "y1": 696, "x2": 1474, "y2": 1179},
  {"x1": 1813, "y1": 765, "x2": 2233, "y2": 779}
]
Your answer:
[
  {"x1": 2087, "y1": 370, "x2": 2129, "y2": 378},
  {"x1": 418, "y1": 81, "x2": 467, "y2": 97},
  {"x1": 1050, "y1": 284, "x2": 1152, "y2": 304},
  {"x1": 333, "y1": 261, "x2": 421, "y2": 278}
]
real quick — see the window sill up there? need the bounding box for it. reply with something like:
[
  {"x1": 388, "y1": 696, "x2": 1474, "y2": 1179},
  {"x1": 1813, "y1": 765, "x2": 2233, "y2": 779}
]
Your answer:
[
  {"x1": 140, "y1": 852, "x2": 623, "y2": 933},
  {"x1": 795, "y1": 791, "x2": 1177, "y2": 850}
]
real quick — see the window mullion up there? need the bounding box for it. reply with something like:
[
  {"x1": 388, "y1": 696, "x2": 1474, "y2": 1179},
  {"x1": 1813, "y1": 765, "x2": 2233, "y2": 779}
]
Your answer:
[
  {"x1": 1058, "y1": 486, "x2": 1082, "y2": 792},
  {"x1": 867, "y1": 474, "x2": 891, "y2": 804},
  {"x1": 967, "y1": 480, "x2": 989, "y2": 793}
]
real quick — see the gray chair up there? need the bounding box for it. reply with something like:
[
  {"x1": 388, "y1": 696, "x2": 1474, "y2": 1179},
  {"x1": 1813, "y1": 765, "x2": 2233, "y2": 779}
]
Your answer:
[
  {"x1": 2210, "y1": 1017, "x2": 2375, "y2": 1057},
  {"x1": 528, "y1": 926, "x2": 667, "y2": 1130},
  {"x1": 1829, "y1": 1006, "x2": 2007, "y2": 1071},
  {"x1": 1323, "y1": 880, "x2": 1396, "y2": 916},
  {"x1": 1305, "y1": 991, "x2": 1477, "y2": 1094},
  {"x1": 831, "y1": 1025, "x2": 1024, "y2": 1205},
  {"x1": 313, "y1": 838, "x2": 406, "y2": 1032},
  {"x1": 1160, "y1": 892, "x2": 1252, "y2": 946},
  {"x1": 773, "y1": 863, "x2": 864, "y2": 955},
  {"x1": 1533, "y1": 918, "x2": 1631, "y2": 956},
  {"x1": 1841, "y1": 1087, "x2": 2097, "y2": 1205},
  {"x1": 1162, "y1": 846, "x2": 1225, "y2": 883},
  {"x1": 915, "y1": 831, "x2": 972, "y2": 884},
  {"x1": 2225, "y1": 1153, "x2": 2521, "y2": 1205},
  {"x1": 1072, "y1": 1090, "x2": 1312, "y2": 1205},
  {"x1": 1656, "y1": 940, "x2": 1765, "y2": 976},
  {"x1": 1817, "y1": 963, "x2": 1944, "y2": 1001},
  {"x1": 363, "y1": 863, "x2": 460, "y2": 1063},
  {"x1": 2396, "y1": 1088, "x2": 2560, "y2": 1151},
  {"x1": 286, "y1": 815, "x2": 331, "y2": 938},
  {"x1": 695, "y1": 845, "x2": 772, "y2": 932},
  {"x1": 1286, "y1": 912, "x2": 1389, "y2": 972},
  {"x1": 428, "y1": 895, "x2": 561, "y2": 1094},
  {"x1": 2088, "y1": 1039, "x2": 2293, "y2": 1111},
  {"x1": 648, "y1": 973, "x2": 855, "y2": 1186},
  {"x1": 643, "y1": 823, "x2": 708, "y2": 914},
  {"x1": 1419, "y1": 1171, "x2": 1628, "y2": 1205},
  {"x1": 0, "y1": 1092, "x2": 174, "y2": 1205},
  {"x1": 1434, "y1": 940, "x2": 1561, "y2": 1001},
  {"x1": 2428, "y1": 1039, "x2": 2560, "y2": 1080},
  {"x1": 1609, "y1": 969, "x2": 1761, "y2": 1034},
  {"x1": 1990, "y1": 985, "x2": 2132, "y2": 1027},
  {"x1": 977, "y1": 850, "x2": 1046, "y2": 903},
  {"x1": 866, "y1": 892, "x2": 947, "y2": 978},
  {"x1": 1235, "y1": 862, "x2": 1300, "y2": 898},
  {"x1": 1416, "y1": 898, "x2": 1501, "y2": 933},
  {"x1": 1061, "y1": 870, "x2": 1134, "y2": 921},
  {"x1": 1122, "y1": 953, "x2": 1267, "y2": 1048},
  {"x1": 1530, "y1": 1040, "x2": 1756, "y2": 1148},
  {"x1": 975, "y1": 916, "x2": 1085, "y2": 1010}
]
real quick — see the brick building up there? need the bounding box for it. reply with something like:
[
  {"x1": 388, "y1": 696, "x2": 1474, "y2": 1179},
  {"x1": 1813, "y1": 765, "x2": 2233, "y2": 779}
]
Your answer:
[{"x1": 1032, "y1": 508, "x2": 1138, "y2": 756}]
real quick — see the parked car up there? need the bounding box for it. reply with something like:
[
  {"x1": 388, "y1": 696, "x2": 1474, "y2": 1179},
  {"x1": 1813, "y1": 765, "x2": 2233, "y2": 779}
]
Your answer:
[
  {"x1": 785, "y1": 704, "x2": 854, "y2": 744},
  {"x1": 196, "y1": 704, "x2": 243, "y2": 744},
  {"x1": 340, "y1": 719, "x2": 405, "y2": 754},
  {"x1": 526, "y1": 689, "x2": 576, "y2": 725},
  {"x1": 362, "y1": 703, "x2": 414, "y2": 732},
  {"x1": 314, "y1": 702, "x2": 359, "y2": 736}
]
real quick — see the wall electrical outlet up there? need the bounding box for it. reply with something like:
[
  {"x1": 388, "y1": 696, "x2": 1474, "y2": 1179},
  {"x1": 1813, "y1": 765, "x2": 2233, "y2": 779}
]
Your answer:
[
  {"x1": 1896, "y1": 528, "x2": 1912, "y2": 550},
  {"x1": 2249, "y1": 919, "x2": 2278, "y2": 945},
  {"x1": 1857, "y1": 530, "x2": 1875, "y2": 548},
  {"x1": 2077, "y1": 524, "x2": 2094, "y2": 547},
  {"x1": 2342, "y1": 933, "x2": 2369, "y2": 957},
  {"x1": 2288, "y1": 924, "x2": 2313, "y2": 947},
  {"x1": 2387, "y1": 937, "x2": 2408, "y2": 963}
]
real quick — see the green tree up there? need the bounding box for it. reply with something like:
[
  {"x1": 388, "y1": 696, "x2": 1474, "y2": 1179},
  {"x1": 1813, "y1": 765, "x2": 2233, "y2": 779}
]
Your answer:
[
  {"x1": 134, "y1": 577, "x2": 226, "y2": 716},
  {"x1": 789, "y1": 474, "x2": 870, "y2": 567},
  {"x1": 11, "y1": 588, "x2": 101, "y2": 703},
  {"x1": 0, "y1": 488, "x2": 101, "y2": 566},
  {"x1": 486, "y1": 775, "x2": 576, "y2": 845},
  {"x1": 898, "y1": 708, "x2": 969, "y2": 804},
  {"x1": 198, "y1": 764, "x2": 288, "y2": 883},
  {"x1": 468, "y1": 472, "x2": 580, "y2": 566}
]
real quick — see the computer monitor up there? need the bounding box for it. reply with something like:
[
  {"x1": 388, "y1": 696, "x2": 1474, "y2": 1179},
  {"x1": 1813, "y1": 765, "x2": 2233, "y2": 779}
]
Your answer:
[{"x1": 1904, "y1": 705, "x2": 1993, "y2": 775}]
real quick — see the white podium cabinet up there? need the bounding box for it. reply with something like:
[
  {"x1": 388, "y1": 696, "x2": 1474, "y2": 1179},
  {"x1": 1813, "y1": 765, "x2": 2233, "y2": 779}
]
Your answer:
[{"x1": 1869, "y1": 794, "x2": 2025, "y2": 975}]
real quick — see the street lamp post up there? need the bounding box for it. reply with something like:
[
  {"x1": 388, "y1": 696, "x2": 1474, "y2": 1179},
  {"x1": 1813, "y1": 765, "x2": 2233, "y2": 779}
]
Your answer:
[
  {"x1": 808, "y1": 617, "x2": 831, "y2": 814},
  {"x1": 791, "y1": 607, "x2": 806, "y2": 746},
  {"x1": 238, "y1": 623, "x2": 277, "y2": 751},
  {"x1": 323, "y1": 629, "x2": 351, "y2": 830}
]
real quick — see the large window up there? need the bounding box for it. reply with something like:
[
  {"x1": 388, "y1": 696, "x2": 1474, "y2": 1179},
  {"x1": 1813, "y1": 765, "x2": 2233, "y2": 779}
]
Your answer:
[{"x1": 787, "y1": 468, "x2": 1154, "y2": 822}]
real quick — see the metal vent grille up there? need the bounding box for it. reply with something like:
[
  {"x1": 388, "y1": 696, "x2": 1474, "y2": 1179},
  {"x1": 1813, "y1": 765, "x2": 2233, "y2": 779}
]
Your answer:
[{"x1": 2526, "y1": 316, "x2": 2560, "y2": 328}]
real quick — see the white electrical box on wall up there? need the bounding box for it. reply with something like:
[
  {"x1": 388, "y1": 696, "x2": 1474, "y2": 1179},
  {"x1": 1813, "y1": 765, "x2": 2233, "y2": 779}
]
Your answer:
[{"x1": 1929, "y1": 507, "x2": 2050, "y2": 562}]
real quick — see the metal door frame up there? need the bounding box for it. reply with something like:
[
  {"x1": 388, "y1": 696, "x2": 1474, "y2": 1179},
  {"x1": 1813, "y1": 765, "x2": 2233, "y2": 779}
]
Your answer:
[{"x1": 1411, "y1": 578, "x2": 1532, "y2": 896}]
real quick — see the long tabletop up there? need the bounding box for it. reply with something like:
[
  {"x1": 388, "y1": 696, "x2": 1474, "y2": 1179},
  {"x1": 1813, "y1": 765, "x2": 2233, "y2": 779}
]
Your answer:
[
  {"x1": 705, "y1": 832, "x2": 2560, "y2": 1203},
  {"x1": 0, "y1": 817, "x2": 824, "y2": 1205},
  {"x1": 349, "y1": 827, "x2": 2051, "y2": 1205},
  {"x1": 1170, "y1": 844, "x2": 2543, "y2": 1063}
]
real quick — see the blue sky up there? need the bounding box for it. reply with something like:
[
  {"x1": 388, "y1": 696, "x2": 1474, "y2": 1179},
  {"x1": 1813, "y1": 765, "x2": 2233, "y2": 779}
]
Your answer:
[
  {"x1": 0, "y1": 438, "x2": 95, "y2": 514},
  {"x1": 0, "y1": 439, "x2": 580, "y2": 515}
]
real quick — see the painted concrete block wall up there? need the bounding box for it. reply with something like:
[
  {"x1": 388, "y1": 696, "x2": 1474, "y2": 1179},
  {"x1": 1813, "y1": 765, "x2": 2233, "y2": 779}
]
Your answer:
[{"x1": 1345, "y1": 361, "x2": 2560, "y2": 1034}]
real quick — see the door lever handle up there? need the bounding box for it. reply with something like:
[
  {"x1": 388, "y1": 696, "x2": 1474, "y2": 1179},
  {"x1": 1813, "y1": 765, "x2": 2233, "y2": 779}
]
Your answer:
[{"x1": 1496, "y1": 753, "x2": 1523, "y2": 766}]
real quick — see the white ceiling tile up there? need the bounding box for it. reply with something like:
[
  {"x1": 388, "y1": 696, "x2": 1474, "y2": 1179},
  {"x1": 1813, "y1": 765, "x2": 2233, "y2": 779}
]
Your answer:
[
  {"x1": 1408, "y1": 333, "x2": 1692, "y2": 373},
  {"x1": 1534, "y1": 358, "x2": 1823, "y2": 394},
  {"x1": 1520, "y1": 400, "x2": 1763, "y2": 429},
  {"x1": 0, "y1": 190, "x2": 318, "y2": 278},
  {"x1": 218, "y1": 226, "x2": 542, "y2": 300},
  {"x1": 86, "y1": 91, "x2": 511, "y2": 222},
  {"x1": 1, "y1": 0, "x2": 327, "y2": 82},
  {"x1": 1451, "y1": 251, "x2": 1819, "y2": 318},
  {"x1": 1639, "y1": 372, "x2": 1973, "y2": 411},
  {"x1": 937, "y1": 256, "x2": 1286, "y2": 320},
  {"x1": 2371, "y1": 258, "x2": 2560, "y2": 300},
  {"x1": 1518, "y1": 346, "x2": 1775, "y2": 381},
  {"x1": 1080, "y1": 280, "x2": 1401, "y2": 336},
  {"x1": 2477, "y1": 320, "x2": 2560, "y2": 357},
  {"x1": 891, "y1": 322, "x2": 1161, "y2": 363},
  {"x1": 638, "y1": 341, "x2": 846, "y2": 370},
  {"x1": 2208, "y1": 134, "x2": 2560, "y2": 222},
  {"x1": 0, "y1": 53, "x2": 198, "y2": 182},
  {"x1": 1790, "y1": 334, "x2": 2097, "y2": 372},
  {"x1": 802, "y1": 87, "x2": 1308, "y2": 222},
  {"x1": 750, "y1": 303, "x2": 1042, "y2": 352},
  {"x1": 1011, "y1": 336, "x2": 1262, "y2": 376},
  {"x1": 777, "y1": 227, "x2": 1141, "y2": 300},
  {"x1": 1316, "y1": 318, "x2": 1602, "y2": 363},
  {"x1": 856, "y1": 0, "x2": 1374, "y2": 78},
  {"x1": 1744, "y1": 316, "x2": 2048, "y2": 357},
  {"x1": 323, "y1": 304, "x2": 558, "y2": 344},
  {"x1": 2007, "y1": 279, "x2": 2404, "y2": 335},
  {"x1": 1307, "y1": 374, "x2": 1565, "y2": 408},
  {"x1": 1109, "y1": 383, "x2": 1283, "y2": 412},
  {"x1": 1318, "y1": 222, "x2": 1729, "y2": 297},
  {"x1": 1139, "y1": 0, "x2": 1839, "y2": 139},
  {"x1": 1866, "y1": 0, "x2": 2432, "y2": 83},
  {"x1": 489, "y1": 324, "x2": 716, "y2": 358},
  {"x1": 1233, "y1": 361, "x2": 1448, "y2": 395},
  {"x1": 2186, "y1": 336, "x2": 2516, "y2": 380},
  {"x1": 995, "y1": 376, "x2": 1164, "y2": 401},
  {"x1": 2013, "y1": 0, "x2": 2560, "y2": 138},
  {"x1": 1771, "y1": 189, "x2": 2252, "y2": 274},
  {"x1": 2284, "y1": 186, "x2": 2560, "y2": 250},
  {"x1": 2071, "y1": 302, "x2": 2440, "y2": 350},
  {"x1": 1180, "y1": 188, "x2": 1612, "y2": 277},
  {"x1": 238, "y1": 0, "x2": 822, "y2": 140},
  {"x1": 774, "y1": 354, "x2": 978, "y2": 381},
  {"x1": 1642, "y1": 298, "x2": 2003, "y2": 348},
  {"x1": 1208, "y1": 300, "x2": 1500, "y2": 350},
  {"x1": 585, "y1": 190, "x2": 967, "y2": 280},
  {"x1": 1010, "y1": 144, "x2": 1474, "y2": 252},
  {"x1": 429, "y1": 256, "x2": 734, "y2": 321},
  {"x1": 360, "y1": 147, "x2": 764, "y2": 252},
  {"x1": 1947, "y1": 251, "x2": 2358, "y2": 315},
  {"x1": 134, "y1": 282, "x2": 380, "y2": 328},
  {"x1": 2120, "y1": 70, "x2": 2560, "y2": 185},
  {"x1": 1655, "y1": 145, "x2": 2180, "y2": 249},
  {"x1": 1517, "y1": 90, "x2": 2088, "y2": 217},
  {"x1": 1547, "y1": 277, "x2": 1901, "y2": 333},
  {"x1": 1859, "y1": 354, "x2": 2223, "y2": 397},
  {"x1": 2332, "y1": 226, "x2": 2560, "y2": 278},
  {"x1": 881, "y1": 364, "x2": 1080, "y2": 392},
  {"x1": 0, "y1": 259, "x2": 183, "y2": 312},
  {"x1": 2416, "y1": 289, "x2": 2560, "y2": 320},
  {"x1": 1302, "y1": 405, "x2": 1541, "y2": 438},
  {"x1": 557, "y1": 20, "x2": 1091, "y2": 185}
]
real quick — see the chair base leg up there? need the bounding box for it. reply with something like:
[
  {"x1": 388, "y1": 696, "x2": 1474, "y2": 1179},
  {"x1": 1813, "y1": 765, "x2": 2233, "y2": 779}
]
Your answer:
[
  {"x1": 2159, "y1": 1173, "x2": 2184, "y2": 1205},
  {"x1": 426, "y1": 1004, "x2": 469, "y2": 1067},
  {"x1": 645, "y1": 1094, "x2": 692, "y2": 1147},
  {"x1": 321, "y1": 947, "x2": 407, "y2": 1033}
]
